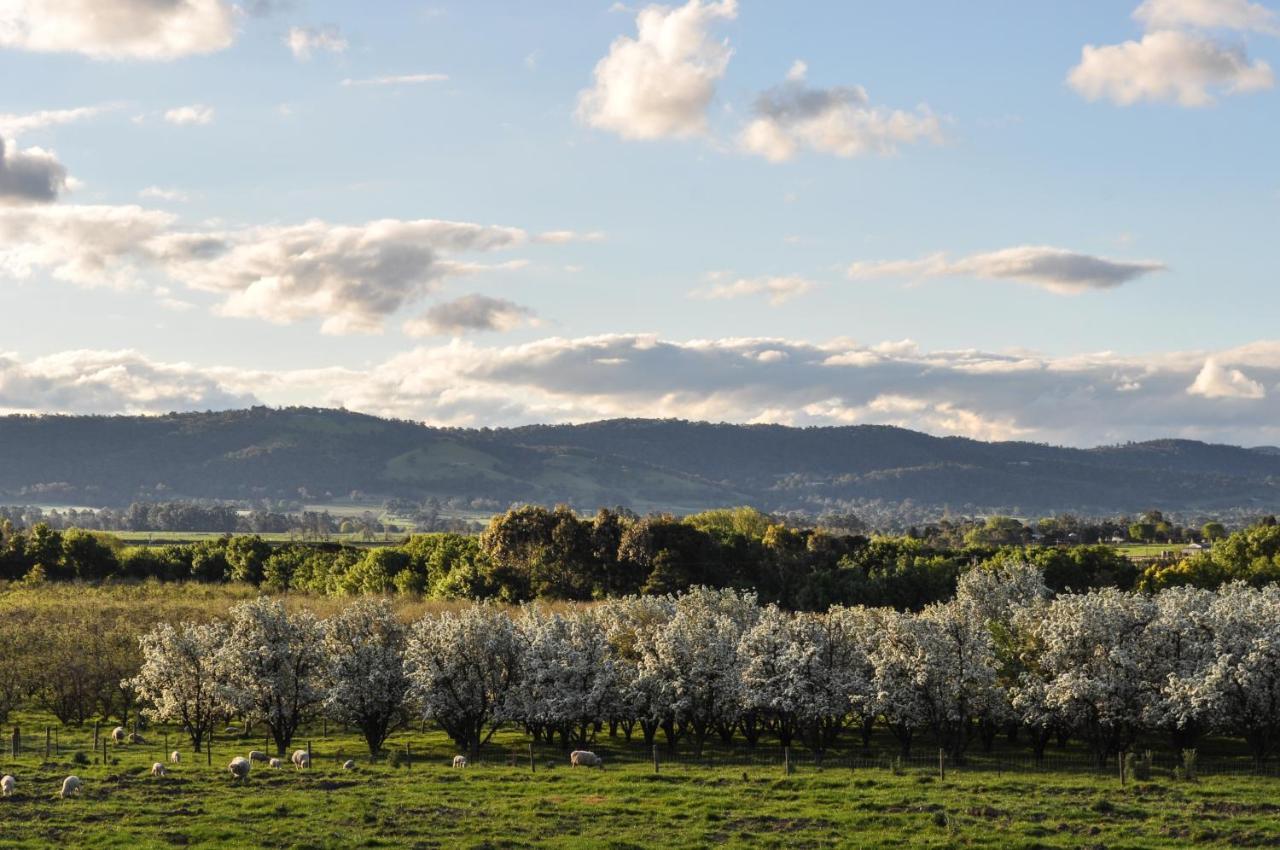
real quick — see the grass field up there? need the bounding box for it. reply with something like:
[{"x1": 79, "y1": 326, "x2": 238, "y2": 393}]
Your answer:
[{"x1": 2, "y1": 714, "x2": 1278, "y2": 849}]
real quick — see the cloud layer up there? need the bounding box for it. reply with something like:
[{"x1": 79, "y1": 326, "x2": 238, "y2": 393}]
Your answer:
[
  {"x1": 286, "y1": 25, "x2": 347, "y2": 60},
  {"x1": 847, "y1": 245, "x2": 1167, "y2": 295},
  {"x1": 577, "y1": 0, "x2": 737, "y2": 140},
  {"x1": 691, "y1": 274, "x2": 814, "y2": 305},
  {"x1": 4, "y1": 336, "x2": 1280, "y2": 445},
  {"x1": 741, "y1": 61, "x2": 941, "y2": 161},
  {"x1": 0, "y1": 0, "x2": 235, "y2": 60}
]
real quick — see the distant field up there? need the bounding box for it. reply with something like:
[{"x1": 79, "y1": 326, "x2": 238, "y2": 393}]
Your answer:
[
  {"x1": 106, "y1": 530, "x2": 401, "y2": 545},
  {"x1": 1114, "y1": 543, "x2": 1196, "y2": 557},
  {"x1": 0, "y1": 712, "x2": 1275, "y2": 849}
]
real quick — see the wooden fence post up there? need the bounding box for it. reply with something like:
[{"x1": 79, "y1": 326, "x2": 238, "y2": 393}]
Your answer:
[
  {"x1": 1118, "y1": 752, "x2": 1126, "y2": 786},
  {"x1": 207, "y1": 743, "x2": 212, "y2": 767},
  {"x1": 93, "y1": 722, "x2": 99, "y2": 754},
  {"x1": 784, "y1": 746, "x2": 791, "y2": 776},
  {"x1": 528, "y1": 743, "x2": 535, "y2": 773},
  {"x1": 306, "y1": 741, "x2": 311, "y2": 769},
  {"x1": 406, "y1": 742, "x2": 411, "y2": 770},
  {"x1": 44, "y1": 726, "x2": 50, "y2": 761},
  {"x1": 653, "y1": 745, "x2": 660, "y2": 775},
  {"x1": 938, "y1": 749, "x2": 946, "y2": 780}
]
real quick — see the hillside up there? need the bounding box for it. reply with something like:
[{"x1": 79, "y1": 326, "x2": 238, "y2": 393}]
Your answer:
[{"x1": 1, "y1": 407, "x2": 1278, "y2": 514}]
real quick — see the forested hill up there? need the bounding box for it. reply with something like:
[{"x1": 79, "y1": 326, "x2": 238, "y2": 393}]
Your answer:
[{"x1": 1, "y1": 407, "x2": 1278, "y2": 514}]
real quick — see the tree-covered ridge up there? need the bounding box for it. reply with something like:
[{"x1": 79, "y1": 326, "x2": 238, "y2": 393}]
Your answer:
[{"x1": 3, "y1": 406, "x2": 1280, "y2": 513}]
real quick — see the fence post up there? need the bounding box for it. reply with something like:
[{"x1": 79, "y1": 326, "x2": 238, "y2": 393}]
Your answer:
[
  {"x1": 784, "y1": 746, "x2": 792, "y2": 776},
  {"x1": 44, "y1": 726, "x2": 50, "y2": 761},
  {"x1": 528, "y1": 743, "x2": 535, "y2": 773},
  {"x1": 939, "y1": 749, "x2": 946, "y2": 780},
  {"x1": 10, "y1": 725, "x2": 18, "y2": 758},
  {"x1": 1118, "y1": 752, "x2": 1126, "y2": 786},
  {"x1": 93, "y1": 722, "x2": 99, "y2": 754},
  {"x1": 207, "y1": 743, "x2": 212, "y2": 767},
  {"x1": 652, "y1": 744, "x2": 660, "y2": 775},
  {"x1": 54, "y1": 727, "x2": 59, "y2": 756},
  {"x1": 307, "y1": 741, "x2": 312, "y2": 770},
  {"x1": 406, "y1": 742, "x2": 411, "y2": 770}
]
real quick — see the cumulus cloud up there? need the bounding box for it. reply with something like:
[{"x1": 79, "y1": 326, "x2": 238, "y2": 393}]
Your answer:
[
  {"x1": 741, "y1": 61, "x2": 942, "y2": 161},
  {"x1": 286, "y1": 25, "x2": 347, "y2": 60},
  {"x1": 534, "y1": 230, "x2": 606, "y2": 244},
  {"x1": 7, "y1": 336, "x2": 1280, "y2": 444},
  {"x1": 163, "y1": 105, "x2": 215, "y2": 125},
  {"x1": 847, "y1": 245, "x2": 1167, "y2": 295},
  {"x1": 0, "y1": 0, "x2": 235, "y2": 60},
  {"x1": 1187, "y1": 356, "x2": 1267, "y2": 398},
  {"x1": 1134, "y1": 0, "x2": 1279, "y2": 33},
  {"x1": 690, "y1": 274, "x2": 814, "y2": 305},
  {"x1": 0, "y1": 104, "x2": 116, "y2": 137},
  {"x1": 339, "y1": 73, "x2": 448, "y2": 87},
  {"x1": 403, "y1": 295, "x2": 537, "y2": 337},
  {"x1": 139, "y1": 186, "x2": 189, "y2": 202},
  {"x1": 1069, "y1": 30, "x2": 1273, "y2": 106},
  {"x1": 0, "y1": 205, "x2": 531, "y2": 332},
  {"x1": 576, "y1": 0, "x2": 737, "y2": 140},
  {"x1": 0, "y1": 138, "x2": 70, "y2": 204},
  {"x1": 0, "y1": 349, "x2": 256, "y2": 415}
]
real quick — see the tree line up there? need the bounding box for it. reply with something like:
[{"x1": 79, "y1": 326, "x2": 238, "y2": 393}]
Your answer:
[{"x1": 59, "y1": 576, "x2": 1280, "y2": 769}]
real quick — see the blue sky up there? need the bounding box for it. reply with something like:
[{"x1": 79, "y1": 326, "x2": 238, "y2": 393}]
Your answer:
[{"x1": 1, "y1": 0, "x2": 1279, "y2": 445}]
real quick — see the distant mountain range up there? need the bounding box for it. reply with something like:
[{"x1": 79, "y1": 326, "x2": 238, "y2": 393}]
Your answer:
[{"x1": 1, "y1": 407, "x2": 1278, "y2": 515}]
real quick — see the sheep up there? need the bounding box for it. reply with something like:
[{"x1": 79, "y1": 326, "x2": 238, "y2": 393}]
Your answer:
[
  {"x1": 224, "y1": 725, "x2": 240, "y2": 734},
  {"x1": 59, "y1": 776, "x2": 82, "y2": 798},
  {"x1": 247, "y1": 750, "x2": 268, "y2": 763},
  {"x1": 127, "y1": 732, "x2": 146, "y2": 745},
  {"x1": 341, "y1": 759, "x2": 356, "y2": 771},
  {"x1": 150, "y1": 763, "x2": 166, "y2": 778},
  {"x1": 569, "y1": 750, "x2": 604, "y2": 768},
  {"x1": 1, "y1": 774, "x2": 14, "y2": 796},
  {"x1": 169, "y1": 751, "x2": 181, "y2": 764},
  {"x1": 228, "y1": 756, "x2": 251, "y2": 782},
  {"x1": 110, "y1": 726, "x2": 126, "y2": 744},
  {"x1": 290, "y1": 749, "x2": 310, "y2": 770},
  {"x1": 452, "y1": 755, "x2": 468, "y2": 768},
  {"x1": 268, "y1": 758, "x2": 282, "y2": 769}
]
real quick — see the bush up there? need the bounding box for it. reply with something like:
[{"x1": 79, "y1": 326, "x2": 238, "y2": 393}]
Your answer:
[{"x1": 72, "y1": 751, "x2": 89, "y2": 766}]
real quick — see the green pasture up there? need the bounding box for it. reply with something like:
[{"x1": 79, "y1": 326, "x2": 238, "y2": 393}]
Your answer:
[{"x1": 1, "y1": 712, "x2": 1278, "y2": 849}]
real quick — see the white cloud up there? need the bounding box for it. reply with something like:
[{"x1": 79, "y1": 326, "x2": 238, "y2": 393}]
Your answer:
[
  {"x1": 847, "y1": 245, "x2": 1167, "y2": 295},
  {"x1": 403, "y1": 295, "x2": 537, "y2": 337},
  {"x1": 0, "y1": 0, "x2": 235, "y2": 60},
  {"x1": 1069, "y1": 30, "x2": 1273, "y2": 106},
  {"x1": 163, "y1": 105, "x2": 215, "y2": 125},
  {"x1": 1187, "y1": 356, "x2": 1266, "y2": 398},
  {"x1": 1134, "y1": 0, "x2": 1279, "y2": 33},
  {"x1": 0, "y1": 204, "x2": 173, "y2": 285},
  {"x1": 690, "y1": 274, "x2": 814, "y2": 305},
  {"x1": 339, "y1": 73, "x2": 448, "y2": 87},
  {"x1": 286, "y1": 25, "x2": 347, "y2": 60},
  {"x1": 534, "y1": 229, "x2": 606, "y2": 244},
  {"x1": 576, "y1": 0, "x2": 737, "y2": 140},
  {"x1": 741, "y1": 62, "x2": 942, "y2": 162},
  {"x1": 139, "y1": 186, "x2": 190, "y2": 202},
  {"x1": 0, "y1": 138, "x2": 70, "y2": 204},
  {"x1": 0, "y1": 104, "x2": 116, "y2": 138},
  {"x1": 8, "y1": 336, "x2": 1280, "y2": 444}
]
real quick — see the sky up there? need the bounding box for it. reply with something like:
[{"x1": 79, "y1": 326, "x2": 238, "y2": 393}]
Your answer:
[{"x1": 0, "y1": 0, "x2": 1278, "y2": 446}]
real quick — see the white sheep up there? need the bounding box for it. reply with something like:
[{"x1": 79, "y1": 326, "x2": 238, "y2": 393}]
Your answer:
[
  {"x1": 569, "y1": 750, "x2": 603, "y2": 768},
  {"x1": 268, "y1": 757, "x2": 282, "y2": 769},
  {"x1": 169, "y1": 751, "x2": 181, "y2": 764},
  {"x1": 1, "y1": 774, "x2": 14, "y2": 796},
  {"x1": 452, "y1": 755, "x2": 468, "y2": 768},
  {"x1": 224, "y1": 725, "x2": 240, "y2": 734},
  {"x1": 248, "y1": 750, "x2": 268, "y2": 763},
  {"x1": 341, "y1": 759, "x2": 356, "y2": 771},
  {"x1": 291, "y1": 749, "x2": 310, "y2": 770},
  {"x1": 228, "y1": 756, "x2": 251, "y2": 782},
  {"x1": 150, "y1": 763, "x2": 166, "y2": 778},
  {"x1": 110, "y1": 726, "x2": 126, "y2": 744},
  {"x1": 127, "y1": 732, "x2": 146, "y2": 745},
  {"x1": 59, "y1": 776, "x2": 82, "y2": 798}
]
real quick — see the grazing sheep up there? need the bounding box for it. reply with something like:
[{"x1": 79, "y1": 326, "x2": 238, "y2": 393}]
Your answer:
[
  {"x1": 247, "y1": 750, "x2": 268, "y2": 763},
  {"x1": 342, "y1": 760, "x2": 356, "y2": 771},
  {"x1": 452, "y1": 755, "x2": 467, "y2": 768},
  {"x1": 169, "y1": 751, "x2": 181, "y2": 764},
  {"x1": 268, "y1": 758, "x2": 282, "y2": 769},
  {"x1": 224, "y1": 725, "x2": 240, "y2": 734},
  {"x1": 290, "y1": 749, "x2": 310, "y2": 770},
  {"x1": 150, "y1": 763, "x2": 166, "y2": 778},
  {"x1": 110, "y1": 727, "x2": 126, "y2": 744},
  {"x1": 1, "y1": 774, "x2": 14, "y2": 796},
  {"x1": 59, "y1": 776, "x2": 82, "y2": 798},
  {"x1": 127, "y1": 732, "x2": 146, "y2": 745},
  {"x1": 228, "y1": 756, "x2": 251, "y2": 782},
  {"x1": 569, "y1": 750, "x2": 603, "y2": 768}
]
